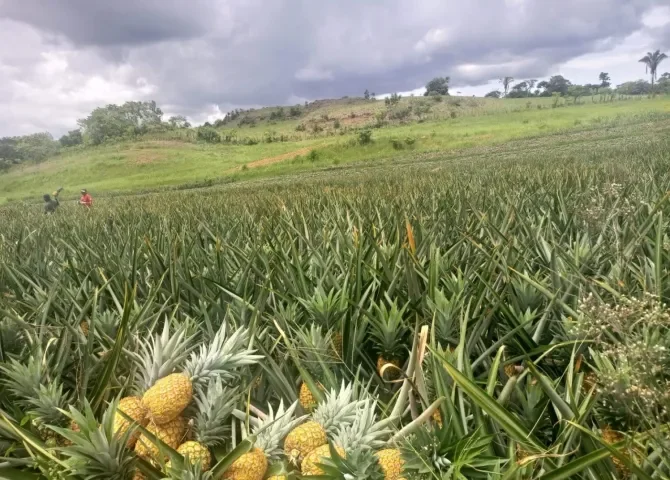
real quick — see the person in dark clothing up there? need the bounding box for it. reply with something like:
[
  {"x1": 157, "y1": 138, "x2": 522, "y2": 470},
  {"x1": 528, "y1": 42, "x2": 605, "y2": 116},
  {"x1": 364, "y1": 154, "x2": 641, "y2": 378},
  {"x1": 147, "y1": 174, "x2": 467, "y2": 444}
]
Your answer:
[{"x1": 44, "y1": 187, "x2": 63, "y2": 214}]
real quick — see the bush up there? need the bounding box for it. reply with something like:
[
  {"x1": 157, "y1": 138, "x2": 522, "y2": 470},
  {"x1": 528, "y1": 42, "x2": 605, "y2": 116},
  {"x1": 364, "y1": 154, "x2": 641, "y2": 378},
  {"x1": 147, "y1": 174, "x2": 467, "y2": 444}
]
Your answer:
[
  {"x1": 390, "y1": 138, "x2": 404, "y2": 150},
  {"x1": 450, "y1": 111, "x2": 457, "y2": 119},
  {"x1": 289, "y1": 106, "x2": 302, "y2": 117},
  {"x1": 388, "y1": 106, "x2": 412, "y2": 121},
  {"x1": 295, "y1": 124, "x2": 306, "y2": 132},
  {"x1": 404, "y1": 137, "x2": 416, "y2": 147},
  {"x1": 358, "y1": 130, "x2": 373, "y2": 145},
  {"x1": 308, "y1": 150, "x2": 319, "y2": 162},
  {"x1": 333, "y1": 119, "x2": 341, "y2": 129},
  {"x1": 197, "y1": 127, "x2": 221, "y2": 143}
]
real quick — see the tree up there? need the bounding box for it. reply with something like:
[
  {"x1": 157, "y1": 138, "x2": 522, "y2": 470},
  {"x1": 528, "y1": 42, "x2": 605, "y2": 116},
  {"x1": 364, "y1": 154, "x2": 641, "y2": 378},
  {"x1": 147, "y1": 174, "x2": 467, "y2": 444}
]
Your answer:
[
  {"x1": 77, "y1": 101, "x2": 164, "y2": 145},
  {"x1": 537, "y1": 76, "x2": 571, "y2": 96},
  {"x1": 527, "y1": 79, "x2": 537, "y2": 94},
  {"x1": 424, "y1": 77, "x2": 450, "y2": 96},
  {"x1": 507, "y1": 81, "x2": 529, "y2": 98},
  {"x1": 617, "y1": 80, "x2": 651, "y2": 95},
  {"x1": 484, "y1": 90, "x2": 502, "y2": 98},
  {"x1": 59, "y1": 129, "x2": 83, "y2": 147},
  {"x1": 364, "y1": 89, "x2": 370, "y2": 100},
  {"x1": 639, "y1": 50, "x2": 668, "y2": 93},
  {"x1": 598, "y1": 72, "x2": 611, "y2": 91},
  {"x1": 168, "y1": 115, "x2": 191, "y2": 128},
  {"x1": 567, "y1": 85, "x2": 589, "y2": 104},
  {"x1": 499, "y1": 77, "x2": 514, "y2": 97}
]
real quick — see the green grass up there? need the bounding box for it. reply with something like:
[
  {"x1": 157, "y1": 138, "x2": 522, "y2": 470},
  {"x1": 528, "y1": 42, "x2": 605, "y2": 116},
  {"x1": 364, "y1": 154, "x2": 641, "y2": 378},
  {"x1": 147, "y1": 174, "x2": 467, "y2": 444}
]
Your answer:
[{"x1": 0, "y1": 96, "x2": 668, "y2": 204}]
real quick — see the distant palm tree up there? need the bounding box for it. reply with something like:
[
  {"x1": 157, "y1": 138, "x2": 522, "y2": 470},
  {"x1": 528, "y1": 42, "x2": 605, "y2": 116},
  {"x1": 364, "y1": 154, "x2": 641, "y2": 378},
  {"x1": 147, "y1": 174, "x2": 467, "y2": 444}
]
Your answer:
[
  {"x1": 499, "y1": 77, "x2": 514, "y2": 97},
  {"x1": 639, "y1": 50, "x2": 667, "y2": 93}
]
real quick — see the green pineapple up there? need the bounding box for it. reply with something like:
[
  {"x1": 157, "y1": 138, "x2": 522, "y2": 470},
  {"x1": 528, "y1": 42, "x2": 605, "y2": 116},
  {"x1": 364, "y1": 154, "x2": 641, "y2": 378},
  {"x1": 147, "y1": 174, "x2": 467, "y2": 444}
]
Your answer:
[
  {"x1": 368, "y1": 300, "x2": 408, "y2": 379},
  {"x1": 299, "y1": 287, "x2": 347, "y2": 355},
  {"x1": 294, "y1": 324, "x2": 333, "y2": 411}
]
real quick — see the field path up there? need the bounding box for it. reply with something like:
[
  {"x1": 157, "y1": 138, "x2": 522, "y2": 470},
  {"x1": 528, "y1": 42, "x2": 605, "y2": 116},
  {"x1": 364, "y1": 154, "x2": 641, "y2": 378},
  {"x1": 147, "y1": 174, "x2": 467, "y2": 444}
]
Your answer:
[{"x1": 225, "y1": 144, "x2": 329, "y2": 173}]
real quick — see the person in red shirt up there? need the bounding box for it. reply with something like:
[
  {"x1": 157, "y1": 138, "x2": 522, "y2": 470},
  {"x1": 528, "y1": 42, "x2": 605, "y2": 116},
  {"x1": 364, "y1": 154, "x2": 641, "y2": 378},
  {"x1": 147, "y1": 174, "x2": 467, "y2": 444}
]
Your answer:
[{"x1": 79, "y1": 189, "x2": 93, "y2": 208}]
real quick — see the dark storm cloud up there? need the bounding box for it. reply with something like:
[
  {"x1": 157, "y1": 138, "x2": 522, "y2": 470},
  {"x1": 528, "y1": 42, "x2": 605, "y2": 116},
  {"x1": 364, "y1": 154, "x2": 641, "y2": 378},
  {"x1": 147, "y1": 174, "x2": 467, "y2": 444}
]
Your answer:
[
  {"x1": 0, "y1": 0, "x2": 218, "y2": 45},
  {"x1": 0, "y1": 0, "x2": 667, "y2": 135}
]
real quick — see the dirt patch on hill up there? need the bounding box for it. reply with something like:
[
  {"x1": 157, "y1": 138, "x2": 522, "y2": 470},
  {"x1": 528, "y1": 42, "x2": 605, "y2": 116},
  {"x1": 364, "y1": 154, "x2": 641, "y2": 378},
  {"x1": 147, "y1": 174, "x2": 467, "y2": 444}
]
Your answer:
[{"x1": 248, "y1": 147, "x2": 315, "y2": 168}]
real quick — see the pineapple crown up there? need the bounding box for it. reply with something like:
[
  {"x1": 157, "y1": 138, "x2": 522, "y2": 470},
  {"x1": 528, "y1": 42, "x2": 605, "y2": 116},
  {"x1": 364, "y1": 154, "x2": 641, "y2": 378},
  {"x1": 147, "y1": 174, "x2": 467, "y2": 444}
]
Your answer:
[
  {"x1": 368, "y1": 298, "x2": 408, "y2": 358},
  {"x1": 192, "y1": 378, "x2": 238, "y2": 446},
  {"x1": 318, "y1": 448, "x2": 385, "y2": 480},
  {"x1": 294, "y1": 324, "x2": 336, "y2": 372},
  {"x1": 54, "y1": 400, "x2": 135, "y2": 480},
  {"x1": 254, "y1": 400, "x2": 306, "y2": 460},
  {"x1": 332, "y1": 400, "x2": 390, "y2": 451},
  {"x1": 313, "y1": 382, "x2": 366, "y2": 437},
  {"x1": 300, "y1": 286, "x2": 347, "y2": 327},
  {"x1": 0, "y1": 356, "x2": 69, "y2": 426},
  {"x1": 184, "y1": 324, "x2": 262, "y2": 387},
  {"x1": 135, "y1": 321, "x2": 196, "y2": 393}
]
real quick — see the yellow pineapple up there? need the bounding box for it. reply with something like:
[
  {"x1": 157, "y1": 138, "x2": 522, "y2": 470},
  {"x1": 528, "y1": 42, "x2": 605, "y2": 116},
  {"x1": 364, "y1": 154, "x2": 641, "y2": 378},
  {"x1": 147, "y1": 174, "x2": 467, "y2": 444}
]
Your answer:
[
  {"x1": 224, "y1": 447, "x2": 268, "y2": 480},
  {"x1": 376, "y1": 448, "x2": 404, "y2": 480},
  {"x1": 266, "y1": 476, "x2": 286, "y2": 480},
  {"x1": 80, "y1": 320, "x2": 89, "y2": 337},
  {"x1": 134, "y1": 416, "x2": 187, "y2": 461},
  {"x1": 224, "y1": 400, "x2": 304, "y2": 480},
  {"x1": 376, "y1": 357, "x2": 402, "y2": 380},
  {"x1": 602, "y1": 426, "x2": 630, "y2": 478},
  {"x1": 113, "y1": 396, "x2": 148, "y2": 447},
  {"x1": 132, "y1": 470, "x2": 147, "y2": 480},
  {"x1": 302, "y1": 399, "x2": 391, "y2": 477},
  {"x1": 332, "y1": 332, "x2": 343, "y2": 357},
  {"x1": 176, "y1": 441, "x2": 213, "y2": 470},
  {"x1": 432, "y1": 409, "x2": 443, "y2": 428},
  {"x1": 302, "y1": 444, "x2": 345, "y2": 476},
  {"x1": 504, "y1": 363, "x2": 521, "y2": 378},
  {"x1": 136, "y1": 324, "x2": 260, "y2": 425},
  {"x1": 299, "y1": 382, "x2": 323, "y2": 412},
  {"x1": 142, "y1": 373, "x2": 193, "y2": 424},
  {"x1": 284, "y1": 383, "x2": 362, "y2": 464}
]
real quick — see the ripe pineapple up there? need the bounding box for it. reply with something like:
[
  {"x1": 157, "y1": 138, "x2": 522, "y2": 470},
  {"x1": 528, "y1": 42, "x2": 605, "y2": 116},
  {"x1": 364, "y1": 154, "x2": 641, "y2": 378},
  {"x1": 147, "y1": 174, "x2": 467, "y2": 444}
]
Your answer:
[
  {"x1": 376, "y1": 449, "x2": 404, "y2": 480},
  {"x1": 138, "y1": 323, "x2": 260, "y2": 425},
  {"x1": 223, "y1": 400, "x2": 304, "y2": 480},
  {"x1": 601, "y1": 426, "x2": 630, "y2": 478},
  {"x1": 176, "y1": 441, "x2": 213, "y2": 471},
  {"x1": 301, "y1": 399, "x2": 390, "y2": 476},
  {"x1": 80, "y1": 320, "x2": 89, "y2": 336},
  {"x1": 299, "y1": 382, "x2": 322, "y2": 412},
  {"x1": 113, "y1": 396, "x2": 148, "y2": 447},
  {"x1": 135, "y1": 416, "x2": 187, "y2": 461},
  {"x1": 369, "y1": 300, "x2": 408, "y2": 380},
  {"x1": 284, "y1": 382, "x2": 364, "y2": 464},
  {"x1": 171, "y1": 378, "x2": 237, "y2": 471}
]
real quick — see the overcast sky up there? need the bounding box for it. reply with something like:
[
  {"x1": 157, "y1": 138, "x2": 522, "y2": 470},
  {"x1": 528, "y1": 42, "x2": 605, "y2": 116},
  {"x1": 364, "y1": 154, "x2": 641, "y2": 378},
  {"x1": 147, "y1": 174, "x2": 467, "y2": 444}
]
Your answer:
[{"x1": 1, "y1": 0, "x2": 669, "y2": 137}]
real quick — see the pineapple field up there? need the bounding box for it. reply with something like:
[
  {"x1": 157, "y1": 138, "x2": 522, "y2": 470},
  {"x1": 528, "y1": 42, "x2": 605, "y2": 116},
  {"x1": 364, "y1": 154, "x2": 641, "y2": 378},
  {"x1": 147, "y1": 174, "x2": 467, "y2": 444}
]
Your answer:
[{"x1": 1, "y1": 116, "x2": 670, "y2": 479}]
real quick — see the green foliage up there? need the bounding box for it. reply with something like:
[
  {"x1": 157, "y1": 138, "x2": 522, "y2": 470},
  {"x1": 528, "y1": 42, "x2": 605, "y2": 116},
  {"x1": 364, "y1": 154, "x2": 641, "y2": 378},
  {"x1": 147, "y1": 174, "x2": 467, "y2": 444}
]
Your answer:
[
  {"x1": 384, "y1": 93, "x2": 402, "y2": 107},
  {"x1": 485, "y1": 90, "x2": 501, "y2": 98},
  {"x1": 78, "y1": 100, "x2": 163, "y2": 145},
  {"x1": 169, "y1": 115, "x2": 191, "y2": 129},
  {"x1": 59, "y1": 129, "x2": 83, "y2": 147},
  {"x1": 358, "y1": 129, "x2": 372, "y2": 145},
  {"x1": 197, "y1": 126, "x2": 221, "y2": 143},
  {"x1": 424, "y1": 76, "x2": 450, "y2": 96}
]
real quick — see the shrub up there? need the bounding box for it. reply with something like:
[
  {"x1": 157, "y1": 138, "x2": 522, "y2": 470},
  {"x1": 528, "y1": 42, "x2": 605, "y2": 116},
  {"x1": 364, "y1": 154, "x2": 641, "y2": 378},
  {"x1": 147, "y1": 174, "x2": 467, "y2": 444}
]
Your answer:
[
  {"x1": 358, "y1": 129, "x2": 373, "y2": 145},
  {"x1": 333, "y1": 119, "x2": 341, "y2": 129},
  {"x1": 404, "y1": 137, "x2": 416, "y2": 147},
  {"x1": 197, "y1": 127, "x2": 221, "y2": 143},
  {"x1": 295, "y1": 124, "x2": 306, "y2": 132},
  {"x1": 450, "y1": 111, "x2": 457, "y2": 119},
  {"x1": 289, "y1": 106, "x2": 302, "y2": 117},
  {"x1": 308, "y1": 150, "x2": 319, "y2": 162},
  {"x1": 390, "y1": 138, "x2": 404, "y2": 150},
  {"x1": 388, "y1": 106, "x2": 412, "y2": 121}
]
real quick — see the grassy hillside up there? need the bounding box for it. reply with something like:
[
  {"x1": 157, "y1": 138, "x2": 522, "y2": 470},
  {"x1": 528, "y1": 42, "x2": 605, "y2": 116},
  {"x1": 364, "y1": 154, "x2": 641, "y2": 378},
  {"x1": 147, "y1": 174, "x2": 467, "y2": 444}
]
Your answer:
[{"x1": 0, "y1": 95, "x2": 668, "y2": 204}]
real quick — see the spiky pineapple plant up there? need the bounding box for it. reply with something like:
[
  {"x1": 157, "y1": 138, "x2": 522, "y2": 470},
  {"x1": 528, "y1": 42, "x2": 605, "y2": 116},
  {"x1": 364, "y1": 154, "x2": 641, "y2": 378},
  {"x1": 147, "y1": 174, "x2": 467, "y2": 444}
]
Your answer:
[
  {"x1": 138, "y1": 322, "x2": 260, "y2": 425},
  {"x1": 170, "y1": 378, "x2": 238, "y2": 471},
  {"x1": 223, "y1": 400, "x2": 304, "y2": 480},
  {"x1": 368, "y1": 299, "x2": 408, "y2": 380},
  {"x1": 284, "y1": 382, "x2": 364, "y2": 465},
  {"x1": 301, "y1": 399, "x2": 391, "y2": 477},
  {"x1": 293, "y1": 324, "x2": 332, "y2": 411}
]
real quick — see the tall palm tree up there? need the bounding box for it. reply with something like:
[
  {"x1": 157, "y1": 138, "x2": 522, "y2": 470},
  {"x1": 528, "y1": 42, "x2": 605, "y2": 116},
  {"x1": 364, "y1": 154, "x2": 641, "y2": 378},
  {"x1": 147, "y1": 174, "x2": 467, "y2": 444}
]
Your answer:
[
  {"x1": 639, "y1": 50, "x2": 667, "y2": 93},
  {"x1": 499, "y1": 77, "x2": 514, "y2": 97}
]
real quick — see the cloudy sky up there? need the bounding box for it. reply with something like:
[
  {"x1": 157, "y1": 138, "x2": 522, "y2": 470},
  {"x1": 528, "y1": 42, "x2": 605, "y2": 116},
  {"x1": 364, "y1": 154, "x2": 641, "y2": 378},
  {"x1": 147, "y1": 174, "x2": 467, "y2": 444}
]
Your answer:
[{"x1": 1, "y1": 0, "x2": 669, "y2": 137}]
